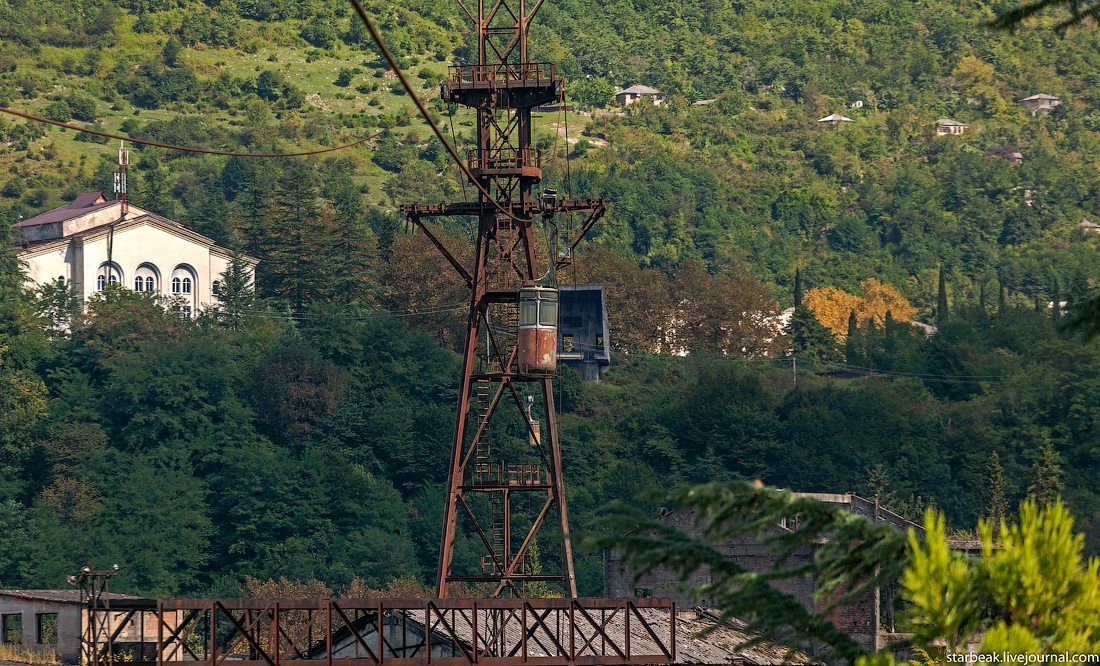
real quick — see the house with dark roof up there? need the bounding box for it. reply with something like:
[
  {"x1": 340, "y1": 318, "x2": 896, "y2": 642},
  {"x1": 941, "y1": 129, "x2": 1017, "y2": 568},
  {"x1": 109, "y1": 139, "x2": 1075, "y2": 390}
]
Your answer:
[{"x1": 15, "y1": 193, "x2": 256, "y2": 318}]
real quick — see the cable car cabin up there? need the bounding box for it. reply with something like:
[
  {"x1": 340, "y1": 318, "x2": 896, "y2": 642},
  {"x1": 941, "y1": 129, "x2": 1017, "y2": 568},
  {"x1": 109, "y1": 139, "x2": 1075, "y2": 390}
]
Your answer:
[{"x1": 518, "y1": 284, "x2": 558, "y2": 374}]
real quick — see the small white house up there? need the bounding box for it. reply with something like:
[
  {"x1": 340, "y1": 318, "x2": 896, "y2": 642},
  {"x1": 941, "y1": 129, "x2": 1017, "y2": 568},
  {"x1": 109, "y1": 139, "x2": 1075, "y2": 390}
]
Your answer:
[
  {"x1": 935, "y1": 119, "x2": 968, "y2": 135},
  {"x1": 16, "y1": 193, "x2": 256, "y2": 317},
  {"x1": 1018, "y1": 93, "x2": 1060, "y2": 116},
  {"x1": 817, "y1": 113, "x2": 855, "y2": 125},
  {"x1": 615, "y1": 85, "x2": 664, "y2": 106}
]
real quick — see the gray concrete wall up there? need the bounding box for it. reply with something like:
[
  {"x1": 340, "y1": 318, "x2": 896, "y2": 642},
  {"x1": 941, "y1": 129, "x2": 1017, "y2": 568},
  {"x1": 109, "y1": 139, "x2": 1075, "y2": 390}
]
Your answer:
[{"x1": 0, "y1": 598, "x2": 82, "y2": 663}]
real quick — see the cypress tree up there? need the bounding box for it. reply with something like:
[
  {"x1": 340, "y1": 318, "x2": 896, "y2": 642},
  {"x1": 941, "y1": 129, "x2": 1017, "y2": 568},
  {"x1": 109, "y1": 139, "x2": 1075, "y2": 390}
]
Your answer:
[
  {"x1": 937, "y1": 267, "x2": 948, "y2": 326},
  {"x1": 794, "y1": 268, "x2": 802, "y2": 308},
  {"x1": 1052, "y1": 276, "x2": 1061, "y2": 326},
  {"x1": 1028, "y1": 434, "x2": 1063, "y2": 507},
  {"x1": 884, "y1": 309, "x2": 895, "y2": 359},
  {"x1": 845, "y1": 310, "x2": 859, "y2": 365},
  {"x1": 985, "y1": 451, "x2": 1009, "y2": 542},
  {"x1": 979, "y1": 281, "x2": 986, "y2": 313},
  {"x1": 998, "y1": 283, "x2": 1007, "y2": 314}
]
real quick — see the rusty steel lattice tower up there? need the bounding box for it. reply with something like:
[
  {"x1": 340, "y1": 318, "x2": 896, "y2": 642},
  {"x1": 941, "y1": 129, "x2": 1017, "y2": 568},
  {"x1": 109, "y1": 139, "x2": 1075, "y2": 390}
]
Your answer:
[{"x1": 402, "y1": 0, "x2": 607, "y2": 599}]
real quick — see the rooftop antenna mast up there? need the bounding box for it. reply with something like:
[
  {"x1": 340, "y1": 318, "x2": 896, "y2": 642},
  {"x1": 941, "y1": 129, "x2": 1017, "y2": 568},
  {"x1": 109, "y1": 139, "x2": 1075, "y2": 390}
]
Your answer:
[
  {"x1": 106, "y1": 141, "x2": 129, "y2": 290},
  {"x1": 403, "y1": 0, "x2": 607, "y2": 598}
]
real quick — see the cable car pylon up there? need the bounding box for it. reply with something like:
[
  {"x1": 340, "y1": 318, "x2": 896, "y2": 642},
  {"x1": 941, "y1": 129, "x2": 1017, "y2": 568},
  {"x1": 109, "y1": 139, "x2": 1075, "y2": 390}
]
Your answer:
[{"x1": 402, "y1": 3, "x2": 607, "y2": 598}]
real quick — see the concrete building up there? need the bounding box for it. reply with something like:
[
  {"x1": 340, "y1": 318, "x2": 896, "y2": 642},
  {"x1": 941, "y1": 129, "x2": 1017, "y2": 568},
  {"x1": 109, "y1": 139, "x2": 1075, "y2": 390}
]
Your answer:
[
  {"x1": 604, "y1": 493, "x2": 932, "y2": 657},
  {"x1": 0, "y1": 589, "x2": 151, "y2": 663},
  {"x1": 935, "y1": 119, "x2": 968, "y2": 136},
  {"x1": 558, "y1": 283, "x2": 611, "y2": 381},
  {"x1": 15, "y1": 193, "x2": 256, "y2": 317},
  {"x1": 616, "y1": 85, "x2": 665, "y2": 107},
  {"x1": 1018, "y1": 93, "x2": 1060, "y2": 116}
]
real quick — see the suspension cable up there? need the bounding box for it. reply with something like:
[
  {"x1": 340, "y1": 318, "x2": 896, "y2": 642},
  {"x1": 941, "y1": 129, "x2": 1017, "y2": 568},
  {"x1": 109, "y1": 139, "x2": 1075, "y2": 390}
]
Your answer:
[
  {"x1": 0, "y1": 105, "x2": 416, "y2": 157},
  {"x1": 347, "y1": 0, "x2": 531, "y2": 223}
]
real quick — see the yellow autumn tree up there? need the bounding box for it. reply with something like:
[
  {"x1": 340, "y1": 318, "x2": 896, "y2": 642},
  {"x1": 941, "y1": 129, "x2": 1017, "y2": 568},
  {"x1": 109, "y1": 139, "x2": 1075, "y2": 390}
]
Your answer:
[
  {"x1": 856, "y1": 278, "x2": 917, "y2": 327},
  {"x1": 805, "y1": 280, "x2": 915, "y2": 339},
  {"x1": 804, "y1": 286, "x2": 861, "y2": 338}
]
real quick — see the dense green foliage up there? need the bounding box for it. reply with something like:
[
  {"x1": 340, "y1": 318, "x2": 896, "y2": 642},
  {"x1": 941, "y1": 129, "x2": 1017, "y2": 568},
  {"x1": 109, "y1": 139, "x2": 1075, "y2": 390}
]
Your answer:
[
  {"x1": 594, "y1": 484, "x2": 1100, "y2": 663},
  {"x1": 3, "y1": 0, "x2": 1100, "y2": 601}
]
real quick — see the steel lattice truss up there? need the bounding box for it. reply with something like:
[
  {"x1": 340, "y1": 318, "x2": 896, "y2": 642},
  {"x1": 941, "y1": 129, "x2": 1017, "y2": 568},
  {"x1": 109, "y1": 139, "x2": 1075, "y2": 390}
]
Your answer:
[
  {"x1": 84, "y1": 597, "x2": 675, "y2": 666},
  {"x1": 401, "y1": 0, "x2": 607, "y2": 598}
]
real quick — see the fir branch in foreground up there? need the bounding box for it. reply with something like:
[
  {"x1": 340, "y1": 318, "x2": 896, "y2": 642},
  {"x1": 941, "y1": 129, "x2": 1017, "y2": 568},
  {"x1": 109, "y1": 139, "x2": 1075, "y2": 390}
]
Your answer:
[{"x1": 583, "y1": 482, "x2": 912, "y2": 664}]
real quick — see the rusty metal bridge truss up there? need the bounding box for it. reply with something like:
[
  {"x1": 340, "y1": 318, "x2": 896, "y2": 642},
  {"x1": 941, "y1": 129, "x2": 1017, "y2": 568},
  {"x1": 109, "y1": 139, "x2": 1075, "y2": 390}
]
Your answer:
[
  {"x1": 400, "y1": 0, "x2": 607, "y2": 598},
  {"x1": 83, "y1": 598, "x2": 675, "y2": 666}
]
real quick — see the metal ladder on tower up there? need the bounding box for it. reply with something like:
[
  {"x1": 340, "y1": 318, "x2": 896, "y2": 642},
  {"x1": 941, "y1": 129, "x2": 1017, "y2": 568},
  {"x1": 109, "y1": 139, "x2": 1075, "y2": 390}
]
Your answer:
[
  {"x1": 490, "y1": 490, "x2": 505, "y2": 575},
  {"x1": 473, "y1": 375, "x2": 492, "y2": 485}
]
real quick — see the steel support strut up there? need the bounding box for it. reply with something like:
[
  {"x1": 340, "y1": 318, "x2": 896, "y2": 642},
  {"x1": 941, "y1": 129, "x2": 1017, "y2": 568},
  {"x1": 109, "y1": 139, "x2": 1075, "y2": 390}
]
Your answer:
[{"x1": 401, "y1": 0, "x2": 604, "y2": 599}]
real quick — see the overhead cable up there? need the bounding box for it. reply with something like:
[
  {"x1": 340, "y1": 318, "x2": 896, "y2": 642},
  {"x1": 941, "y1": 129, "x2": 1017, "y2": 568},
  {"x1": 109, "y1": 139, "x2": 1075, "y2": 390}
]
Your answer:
[
  {"x1": 0, "y1": 105, "x2": 416, "y2": 157},
  {"x1": 346, "y1": 0, "x2": 531, "y2": 223}
]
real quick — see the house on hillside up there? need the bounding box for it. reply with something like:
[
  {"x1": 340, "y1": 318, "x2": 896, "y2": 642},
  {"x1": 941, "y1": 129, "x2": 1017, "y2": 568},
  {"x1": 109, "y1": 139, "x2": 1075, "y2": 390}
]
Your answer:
[
  {"x1": 1018, "y1": 93, "x2": 1060, "y2": 116},
  {"x1": 615, "y1": 85, "x2": 664, "y2": 106},
  {"x1": 984, "y1": 144, "x2": 1024, "y2": 165},
  {"x1": 817, "y1": 113, "x2": 855, "y2": 126},
  {"x1": 1079, "y1": 218, "x2": 1100, "y2": 234},
  {"x1": 935, "y1": 119, "x2": 968, "y2": 136},
  {"x1": 15, "y1": 193, "x2": 256, "y2": 317}
]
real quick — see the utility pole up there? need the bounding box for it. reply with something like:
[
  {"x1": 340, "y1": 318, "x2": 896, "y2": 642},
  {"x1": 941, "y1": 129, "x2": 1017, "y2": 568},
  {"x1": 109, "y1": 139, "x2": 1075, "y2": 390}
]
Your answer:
[
  {"x1": 403, "y1": 1, "x2": 606, "y2": 598},
  {"x1": 107, "y1": 141, "x2": 129, "y2": 290}
]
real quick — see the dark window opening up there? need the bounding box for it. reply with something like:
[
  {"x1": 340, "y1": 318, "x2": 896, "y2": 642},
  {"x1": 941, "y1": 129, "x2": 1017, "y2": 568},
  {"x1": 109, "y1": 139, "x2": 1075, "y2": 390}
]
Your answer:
[
  {"x1": 2, "y1": 614, "x2": 22, "y2": 644},
  {"x1": 37, "y1": 613, "x2": 57, "y2": 645},
  {"x1": 634, "y1": 588, "x2": 652, "y2": 598}
]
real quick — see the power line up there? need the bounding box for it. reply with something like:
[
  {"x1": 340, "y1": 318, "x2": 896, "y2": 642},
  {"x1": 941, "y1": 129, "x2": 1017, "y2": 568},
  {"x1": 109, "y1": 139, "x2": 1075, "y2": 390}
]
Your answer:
[
  {"x1": 347, "y1": 0, "x2": 534, "y2": 224},
  {"x1": 0, "y1": 105, "x2": 417, "y2": 157}
]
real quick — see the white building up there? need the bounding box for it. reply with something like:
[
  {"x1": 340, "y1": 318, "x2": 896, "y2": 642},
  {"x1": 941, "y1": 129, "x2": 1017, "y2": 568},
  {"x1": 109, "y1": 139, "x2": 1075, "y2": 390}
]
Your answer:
[
  {"x1": 615, "y1": 84, "x2": 665, "y2": 106},
  {"x1": 935, "y1": 118, "x2": 968, "y2": 135},
  {"x1": 16, "y1": 193, "x2": 256, "y2": 317},
  {"x1": 1018, "y1": 93, "x2": 1060, "y2": 116}
]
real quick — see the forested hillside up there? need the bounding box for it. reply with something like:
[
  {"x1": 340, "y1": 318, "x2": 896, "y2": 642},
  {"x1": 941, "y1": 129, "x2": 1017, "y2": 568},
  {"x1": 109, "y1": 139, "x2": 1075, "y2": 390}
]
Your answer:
[{"x1": 4, "y1": 0, "x2": 1100, "y2": 599}]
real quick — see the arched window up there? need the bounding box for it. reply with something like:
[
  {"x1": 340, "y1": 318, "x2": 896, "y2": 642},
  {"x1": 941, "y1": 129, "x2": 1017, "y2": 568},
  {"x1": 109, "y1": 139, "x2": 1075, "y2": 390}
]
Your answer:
[
  {"x1": 96, "y1": 263, "x2": 123, "y2": 291},
  {"x1": 212, "y1": 280, "x2": 221, "y2": 296},
  {"x1": 57, "y1": 276, "x2": 65, "y2": 284},
  {"x1": 182, "y1": 277, "x2": 192, "y2": 294},
  {"x1": 135, "y1": 263, "x2": 159, "y2": 294},
  {"x1": 172, "y1": 277, "x2": 181, "y2": 294}
]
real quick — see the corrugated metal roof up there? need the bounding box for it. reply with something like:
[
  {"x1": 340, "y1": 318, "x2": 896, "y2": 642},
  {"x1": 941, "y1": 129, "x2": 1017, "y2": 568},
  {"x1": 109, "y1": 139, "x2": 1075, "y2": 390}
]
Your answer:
[
  {"x1": 15, "y1": 193, "x2": 114, "y2": 227},
  {"x1": 0, "y1": 589, "x2": 144, "y2": 604},
  {"x1": 313, "y1": 605, "x2": 811, "y2": 666}
]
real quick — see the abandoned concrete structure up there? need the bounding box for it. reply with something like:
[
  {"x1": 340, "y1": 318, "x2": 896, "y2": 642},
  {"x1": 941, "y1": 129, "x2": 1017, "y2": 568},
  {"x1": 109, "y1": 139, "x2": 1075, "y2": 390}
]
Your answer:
[
  {"x1": 603, "y1": 492, "x2": 930, "y2": 658},
  {"x1": 0, "y1": 589, "x2": 150, "y2": 663}
]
